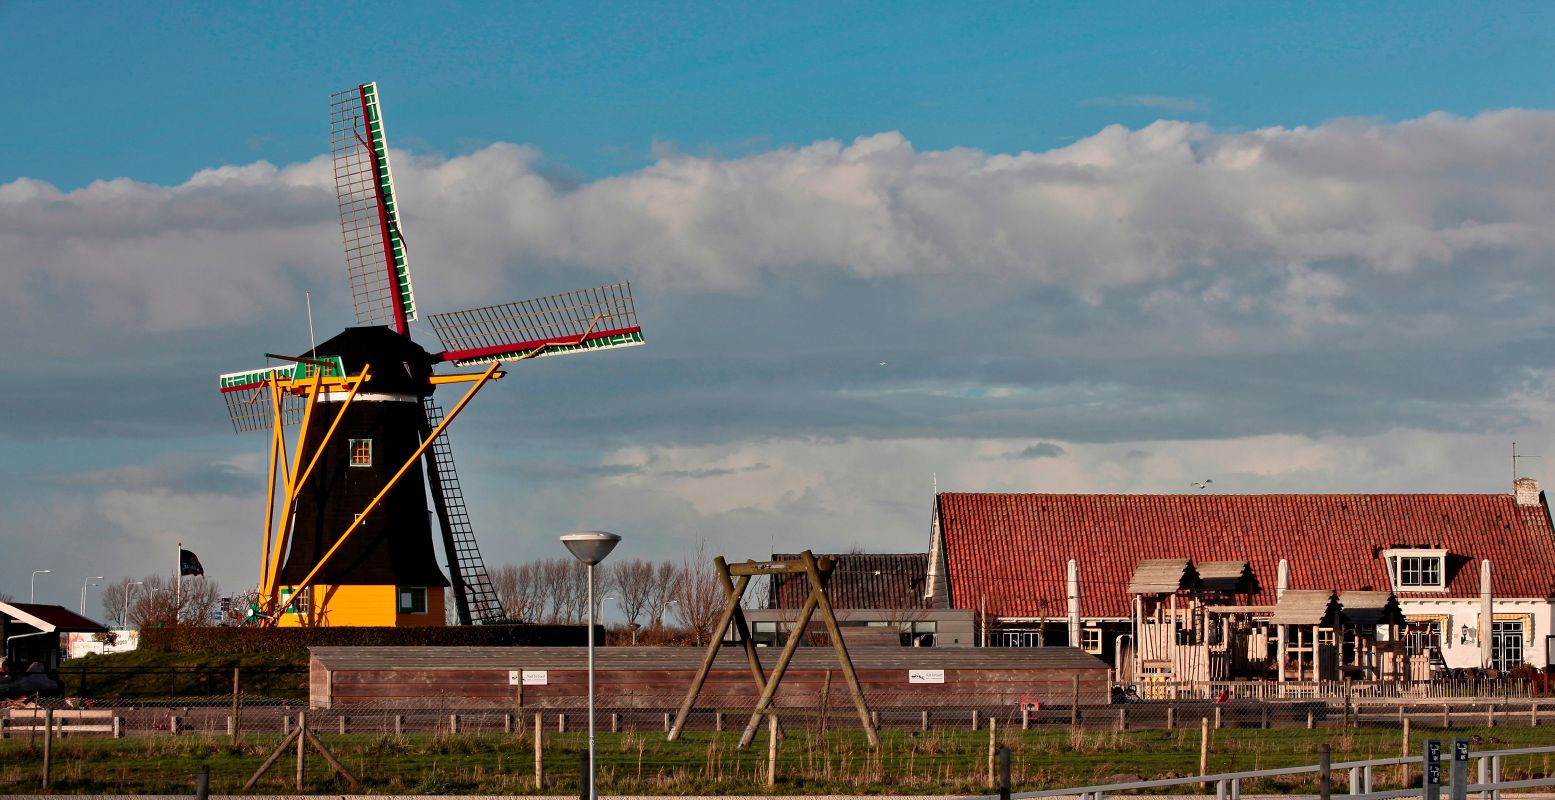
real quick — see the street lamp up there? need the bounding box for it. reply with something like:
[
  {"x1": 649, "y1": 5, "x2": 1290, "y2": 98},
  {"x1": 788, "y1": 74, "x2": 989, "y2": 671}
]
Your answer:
[
  {"x1": 29, "y1": 570, "x2": 50, "y2": 603},
  {"x1": 123, "y1": 581, "x2": 145, "y2": 628},
  {"x1": 560, "y1": 531, "x2": 620, "y2": 800},
  {"x1": 80, "y1": 577, "x2": 103, "y2": 615}
]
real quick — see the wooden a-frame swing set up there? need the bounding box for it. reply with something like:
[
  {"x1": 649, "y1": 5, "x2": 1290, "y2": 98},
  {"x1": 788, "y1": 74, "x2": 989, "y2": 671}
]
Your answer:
[{"x1": 668, "y1": 549, "x2": 879, "y2": 749}]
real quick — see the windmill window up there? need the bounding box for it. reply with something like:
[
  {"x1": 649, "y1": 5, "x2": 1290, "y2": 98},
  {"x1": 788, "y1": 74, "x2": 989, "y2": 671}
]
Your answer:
[
  {"x1": 398, "y1": 587, "x2": 427, "y2": 614},
  {"x1": 349, "y1": 439, "x2": 372, "y2": 467},
  {"x1": 281, "y1": 587, "x2": 310, "y2": 615}
]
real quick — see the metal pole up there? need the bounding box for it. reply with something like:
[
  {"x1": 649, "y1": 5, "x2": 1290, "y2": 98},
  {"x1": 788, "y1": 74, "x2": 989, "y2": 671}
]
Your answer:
[
  {"x1": 587, "y1": 561, "x2": 597, "y2": 800},
  {"x1": 196, "y1": 764, "x2": 210, "y2": 800},
  {"x1": 999, "y1": 746, "x2": 1012, "y2": 800}
]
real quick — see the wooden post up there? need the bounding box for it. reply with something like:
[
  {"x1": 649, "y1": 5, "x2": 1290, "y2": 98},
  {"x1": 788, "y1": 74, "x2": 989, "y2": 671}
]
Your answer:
[
  {"x1": 1319, "y1": 743, "x2": 1332, "y2": 800},
  {"x1": 611, "y1": 713, "x2": 620, "y2": 733},
  {"x1": 534, "y1": 713, "x2": 543, "y2": 790},
  {"x1": 987, "y1": 717, "x2": 996, "y2": 788},
  {"x1": 171, "y1": 715, "x2": 181, "y2": 735},
  {"x1": 1307, "y1": 709, "x2": 1314, "y2": 729},
  {"x1": 231, "y1": 667, "x2": 240, "y2": 746},
  {"x1": 663, "y1": 712, "x2": 670, "y2": 732},
  {"x1": 1071, "y1": 675, "x2": 1080, "y2": 727},
  {"x1": 1214, "y1": 706, "x2": 1222, "y2": 729},
  {"x1": 1486, "y1": 705, "x2": 1494, "y2": 729},
  {"x1": 921, "y1": 710, "x2": 928, "y2": 731},
  {"x1": 1400, "y1": 718, "x2": 1411, "y2": 786},
  {"x1": 1533, "y1": 702, "x2": 1539, "y2": 727},
  {"x1": 393, "y1": 714, "x2": 404, "y2": 735},
  {"x1": 1167, "y1": 704, "x2": 1176, "y2": 730},
  {"x1": 449, "y1": 713, "x2": 460, "y2": 734},
  {"x1": 1199, "y1": 717, "x2": 1209, "y2": 782},
  {"x1": 558, "y1": 713, "x2": 566, "y2": 733},
  {"x1": 283, "y1": 714, "x2": 291, "y2": 736},
  {"x1": 40, "y1": 708, "x2": 52, "y2": 790},
  {"x1": 972, "y1": 709, "x2": 980, "y2": 730},
  {"x1": 1118, "y1": 706, "x2": 1127, "y2": 731},
  {"x1": 339, "y1": 716, "x2": 348, "y2": 735},
  {"x1": 1022, "y1": 705, "x2": 1030, "y2": 730},
  {"x1": 504, "y1": 714, "x2": 513, "y2": 734},
  {"x1": 112, "y1": 715, "x2": 123, "y2": 738},
  {"x1": 1261, "y1": 704, "x2": 1269, "y2": 730},
  {"x1": 295, "y1": 712, "x2": 306, "y2": 792},
  {"x1": 766, "y1": 713, "x2": 778, "y2": 786},
  {"x1": 715, "y1": 711, "x2": 723, "y2": 732}
]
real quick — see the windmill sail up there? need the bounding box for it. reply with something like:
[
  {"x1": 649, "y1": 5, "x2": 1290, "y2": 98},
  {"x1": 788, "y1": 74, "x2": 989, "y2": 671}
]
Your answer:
[
  {"x1": 331, "y1": 82, "x2": 416, "y2": 334},
  {"x1": 427, "y1": 282, "x2": 643, "y2": 366},
  {"x1": 216, "y1": 358, "x2": 345, "y2": 433}
]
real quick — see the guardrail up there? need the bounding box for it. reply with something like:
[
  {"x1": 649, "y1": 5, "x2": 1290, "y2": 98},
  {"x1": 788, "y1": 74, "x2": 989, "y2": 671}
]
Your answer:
[{"x1": 954, "y1": 742, "x2": 1555, "y2": 800}]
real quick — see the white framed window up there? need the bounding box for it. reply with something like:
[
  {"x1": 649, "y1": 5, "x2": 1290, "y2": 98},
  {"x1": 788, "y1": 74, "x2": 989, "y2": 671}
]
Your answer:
[
  {"x1": 1383, "y1": 549, "x2": 1447, "y2": 591},
  {"x1": 349, "y1": 439, "x2": 372, "y2": 467},
  {"x1": 281, "y1": 586, "x2": 311, "y2": 615},
  {"x1": 1081, "y1": 628, "x2": 1103, "y2": 654},
  {"x1": 398, "y1": 587, "x2": 427, "y2": 614}
]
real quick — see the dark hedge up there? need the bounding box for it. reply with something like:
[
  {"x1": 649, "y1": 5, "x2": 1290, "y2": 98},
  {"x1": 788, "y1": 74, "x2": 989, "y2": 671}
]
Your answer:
[{"x1": 140, "y1": 624, "x2": 595, "y2": 656}]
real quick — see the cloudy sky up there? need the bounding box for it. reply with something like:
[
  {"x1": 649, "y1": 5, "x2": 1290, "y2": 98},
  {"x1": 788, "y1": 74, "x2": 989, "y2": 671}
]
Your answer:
[{"x1": 5, "y1": 3, "x2": 1555, "y2": 614}]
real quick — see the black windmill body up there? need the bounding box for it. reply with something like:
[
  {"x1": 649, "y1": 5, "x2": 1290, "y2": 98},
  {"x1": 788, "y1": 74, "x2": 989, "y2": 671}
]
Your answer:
[{"x1": 216, "y1": 83, "x2": 644, "y2": 626}]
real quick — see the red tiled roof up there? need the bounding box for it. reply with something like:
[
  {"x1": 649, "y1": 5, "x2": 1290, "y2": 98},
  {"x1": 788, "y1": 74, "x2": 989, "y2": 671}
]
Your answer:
[{"x1": 936, "y1": 493, "x2": 1555, "y2": 619}]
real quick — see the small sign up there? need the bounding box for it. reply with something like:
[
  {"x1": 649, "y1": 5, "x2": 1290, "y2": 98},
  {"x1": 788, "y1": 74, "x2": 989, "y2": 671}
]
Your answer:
[
  {"x1": 508, "y1": 670, "x2": 520, "y2": 685},
  {"x1": 1453, "y1": 740, "x2": 1469, "y2": 761},
  {"x1": 908, "y1": 669, "x2": 945, "y2": 684},
  {"x1": 522, "y1": 670, "x2": 549, "y2": 686}
]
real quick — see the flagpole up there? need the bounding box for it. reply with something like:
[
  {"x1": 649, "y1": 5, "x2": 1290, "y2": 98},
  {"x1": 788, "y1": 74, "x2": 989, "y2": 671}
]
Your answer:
[{"x1": 176, "y1": 542, "x2": 183, "y2": 625}]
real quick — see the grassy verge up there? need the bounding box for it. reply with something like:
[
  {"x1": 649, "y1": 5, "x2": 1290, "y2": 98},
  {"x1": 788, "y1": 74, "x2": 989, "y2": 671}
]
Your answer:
[{"x1": 0, "y1": 725, "x2": 1549, "y2": 795}]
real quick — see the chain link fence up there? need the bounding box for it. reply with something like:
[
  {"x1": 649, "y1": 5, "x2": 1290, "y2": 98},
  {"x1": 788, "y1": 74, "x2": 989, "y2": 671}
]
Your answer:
[{"x1": 2, "y1": 670, "x2": 1553, "y2": 794}]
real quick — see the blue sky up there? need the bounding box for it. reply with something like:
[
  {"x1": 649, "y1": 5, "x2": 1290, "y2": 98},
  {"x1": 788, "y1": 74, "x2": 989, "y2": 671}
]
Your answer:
[{"x1": 5, "y1": 3, "x2": 1555, "y2": 613}]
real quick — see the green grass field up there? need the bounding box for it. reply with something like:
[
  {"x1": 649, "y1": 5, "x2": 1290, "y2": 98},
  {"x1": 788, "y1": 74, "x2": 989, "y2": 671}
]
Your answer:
[{"x1": 2, "y1": 724, "x2": 1551, "y2": 795}]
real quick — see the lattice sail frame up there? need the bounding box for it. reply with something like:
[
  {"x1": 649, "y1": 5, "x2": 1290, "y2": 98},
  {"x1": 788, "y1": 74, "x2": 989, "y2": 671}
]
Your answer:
[
  {"x1": 428, "y1": 282, "x2": 643, "y2": 366},
  {"x1": 331, "y1": 82, "x2": 415, "y2": 333},
  {"x1": 217, "y1": 357, "x2": 347, "y2": 433}
]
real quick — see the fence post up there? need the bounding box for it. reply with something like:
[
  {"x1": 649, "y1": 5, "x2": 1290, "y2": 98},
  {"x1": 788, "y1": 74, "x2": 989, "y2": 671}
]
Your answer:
[
  {"x1": 283, "y1": 714, "x2": 291, "y2": 736},
  {"x1": 450, "y1": 713, "x2": 460, "y2": 735},
  {"x1": 611, "y1": 713, "x2": 620, "y2": 733},
  {"x1": 663, "y1": 712, "x2": 670, "y2": 732},
  {"x1": 1260, "y1": 705, "x2": 1268, "y2": 730},
  {"x1": 714, "y1": 711, "x2": 723, "y2": 732},
  {"x1": 40, "y1": 708, "x2": 52, "y2": 790},
  {"x1": 1306, "y1": 709, "x2": 1314, "y2": 729},
  {"x1": 1444, "y1": 703, "x2": 1450, "y2": 728},
  {"x1": 196, "y1": 763, "x2": 210, "y2": 800},
  {"x1": 766, "y1": 713, "x2": 778, "y2": 786},
  {"x1": 1319, "y1": 743, "x2": 1331, "y2": 800},
  {"x1": 112, "y1": 715, "x2": 123, "y2": 738},
  {"x1": 1486, "y1": 705, "x2": 1494, "y2": 729},
  {"x1": 504, "y1": 714, "x2": 513, "y2": 734},
  {"x1": 987, "y1": 717, "x2": 996, "y2": 787},
  {"x1": 1022, "y1": 705, "x2": 1030, "y2": 730},
  {"x1": 1400, "y1": 718, "x2": 1411, "y2": 785},
  {"x1": 972, "y1": 709, "x2": 980, "y2": 730},
  {"x1": 1199, "y1": 717, "x2": 1209, "y2": 781},
  {"x1": 393, "y1": 714, "x2": 404, "y2": 735},
  {"x1": 1449, "y1": 739, "x2": 1468, "y2": 800},
  {"x1": 339, "y1": 716, "x2": 348, "y2": 735},
  {"x1": 1167, "y1": 704, "x2": 1175, "y2": 730},
  {"x1": 295, "y1": 712, "x2": 305, "y2": 792},
  {"x1": 999, "y1": 746, "x2": 1012, "y2": 800},
  {"x1": 231, "y1": 667, "x2": 240, "y2": 746},
  {"x1": 171, "y1": 715, "x2": 181, "y2": 736},
  {"x1": 1349, "y1": 767, "x2": 1361, "y2": 795},
  {"x1": 1071, "y1": 675, "x2": 1080, "y2": 727},
  {"x1": 534, "y1": 713, "x2": 544, "y2": 790},
  {"x1": 558, "y1": 713, "x2": 566, "y2": 733},
  {"x1": 1117, "y1": 706, "x2": 1127, "y2": 731},
  {"x1": 1214, "y1": 706, "x2": 1222, "y2": 729},
  {"x1": 578, "y1": 750, "x2": 589, "y2": 800},
  {"x1": 921, "y1": 710, "x2": 929, "y2": 731},
  {"x1": 1477, "y1": 757, "x2": 1488, "y2": 800}
]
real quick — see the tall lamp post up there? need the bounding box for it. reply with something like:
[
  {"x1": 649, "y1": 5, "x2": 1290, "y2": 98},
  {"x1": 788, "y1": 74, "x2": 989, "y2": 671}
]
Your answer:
[
  {"x1": 560, "y1": 531, "x2": 620, "y2": 800},
  {"x1": 29, "y1": 570, "x2": 51, "y2": 603},
  {"x1": 123, "y1": 581, "x2": 145, "y2": 628},
  {"x1": 80, "y1": 576, "x2": 103, "y2": 615}
]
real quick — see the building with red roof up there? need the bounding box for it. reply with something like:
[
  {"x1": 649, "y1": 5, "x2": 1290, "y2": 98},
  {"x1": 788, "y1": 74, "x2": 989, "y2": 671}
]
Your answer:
[{"x1": 927, "y1": 478, "x2": 1555, "y2": 674}]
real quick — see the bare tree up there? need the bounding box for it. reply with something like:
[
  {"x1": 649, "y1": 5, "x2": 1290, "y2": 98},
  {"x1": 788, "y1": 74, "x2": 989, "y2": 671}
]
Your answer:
[
  {"x1": 649, "y1": 560, "x2": 678, "y2": 627},
  {"x1": 610, "y1": 559, "x2": 657, "y2": 634},
  {"x1": 672, "y1": 540, "x2": 725, "y2": 646},
  {"x1": 105, "y1": 573, "x2": 222, "y2": 628}
]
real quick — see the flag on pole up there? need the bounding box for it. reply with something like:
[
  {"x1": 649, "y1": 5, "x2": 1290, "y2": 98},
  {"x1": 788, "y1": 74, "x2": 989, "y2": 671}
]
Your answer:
[{"x1": 180, "y1": 548, "x2": 205, "y2": 577}]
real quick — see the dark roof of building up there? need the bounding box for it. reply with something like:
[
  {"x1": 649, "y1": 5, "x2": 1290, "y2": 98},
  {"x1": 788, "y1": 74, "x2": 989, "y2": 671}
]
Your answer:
[
  {"x1": 313, "y1": 325, "x2": 438, "y2": 396},
  {"x1": 936, "y1": 491, "x2": 1555, "y2": 618},
  {"x1": 0, "y1": 603, "x2": 108, "y2": 633},
  {"x1": 768, "y1": 552, "x2": 928, "y2": 610}
]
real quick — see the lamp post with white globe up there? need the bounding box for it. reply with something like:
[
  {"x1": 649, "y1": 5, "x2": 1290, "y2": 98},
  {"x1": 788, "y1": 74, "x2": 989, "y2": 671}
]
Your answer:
[{"x1": 560, "y1": 531, "x2": 620, "y2": 800}]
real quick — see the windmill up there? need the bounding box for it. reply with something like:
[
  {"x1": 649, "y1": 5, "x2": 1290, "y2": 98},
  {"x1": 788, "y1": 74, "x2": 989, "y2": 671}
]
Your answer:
[{"x1": 217, "y1": 82, "x2": 644, "y2": 627}]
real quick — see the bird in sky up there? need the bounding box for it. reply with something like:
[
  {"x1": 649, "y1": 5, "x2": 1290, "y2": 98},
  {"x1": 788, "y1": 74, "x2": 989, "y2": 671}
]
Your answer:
[
  {"x1": 1191, "y1": 479, "x2": 1213, "y2": 489},
  {"x1": 879, "y1": 361, "x2": 888, "y2": 366}
]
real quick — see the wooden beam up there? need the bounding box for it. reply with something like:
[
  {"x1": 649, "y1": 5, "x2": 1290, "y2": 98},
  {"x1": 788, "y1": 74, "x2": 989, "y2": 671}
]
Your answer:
[
  {"x1": 803, "y1": 549, "x2": 879, "y2": 749},
  {"x1": 667, "y1": 557, "x2": 747, "y2": 741}
]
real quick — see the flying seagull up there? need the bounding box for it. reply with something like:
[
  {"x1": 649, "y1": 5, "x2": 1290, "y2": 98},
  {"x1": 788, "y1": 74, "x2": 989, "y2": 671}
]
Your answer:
[{"x1": 1191, "y1": 479, "x2": 1213, "y2": 489}]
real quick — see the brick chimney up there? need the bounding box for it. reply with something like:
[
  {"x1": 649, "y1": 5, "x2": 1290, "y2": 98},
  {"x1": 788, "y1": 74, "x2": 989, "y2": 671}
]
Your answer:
[{"x1": 1514, "y1": 477, "x2": 1541, "y2": 506}]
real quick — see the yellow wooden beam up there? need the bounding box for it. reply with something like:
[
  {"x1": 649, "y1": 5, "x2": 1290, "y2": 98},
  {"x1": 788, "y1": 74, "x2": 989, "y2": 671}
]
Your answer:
[{"x1": 429, "y1": 371, "x2": 505, "y2": 385}]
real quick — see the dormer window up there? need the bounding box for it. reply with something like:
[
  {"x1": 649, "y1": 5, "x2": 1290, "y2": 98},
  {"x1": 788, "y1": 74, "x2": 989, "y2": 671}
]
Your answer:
[{"x1": 1384, "y1": 548, "x2": 1447, "y2": 591}]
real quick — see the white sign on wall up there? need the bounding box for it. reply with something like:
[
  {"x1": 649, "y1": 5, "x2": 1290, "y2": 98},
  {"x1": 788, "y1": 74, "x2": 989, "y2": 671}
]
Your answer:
[
  {"x1": 908, "y1": 669, "x2": 945, "y2": 684},
  {"x1": 522, "y1": 670, "x2": 549, "y2": 686},
  {"x1": 509, "y1": 670, "x2": 520, "y2": 685}
]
